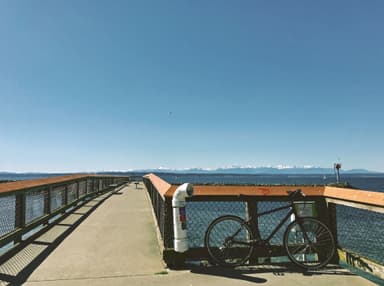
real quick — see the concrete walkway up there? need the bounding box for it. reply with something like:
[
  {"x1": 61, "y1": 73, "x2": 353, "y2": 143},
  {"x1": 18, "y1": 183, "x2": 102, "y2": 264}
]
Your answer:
[
  {"x1": 24, "y1": 183, "x2": 165, "y2": 284},
  {"x1": 0, "y1": 182, "x2": 376, "y2": 285}
]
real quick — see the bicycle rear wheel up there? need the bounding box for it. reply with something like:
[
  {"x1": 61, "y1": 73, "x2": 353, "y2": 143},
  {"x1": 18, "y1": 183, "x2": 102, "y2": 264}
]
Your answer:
[
  {"x1": 204, "y1": 215, "x2": 254, "y2": 267},
  {"x1": 284, "y1": 217, "x2": 335, "y2": 270}
]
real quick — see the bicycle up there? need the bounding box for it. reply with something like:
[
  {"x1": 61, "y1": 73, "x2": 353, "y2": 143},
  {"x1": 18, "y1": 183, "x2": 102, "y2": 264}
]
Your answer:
[{"x1": 204, "y1": 189, "x2": 335, "y2": 270}]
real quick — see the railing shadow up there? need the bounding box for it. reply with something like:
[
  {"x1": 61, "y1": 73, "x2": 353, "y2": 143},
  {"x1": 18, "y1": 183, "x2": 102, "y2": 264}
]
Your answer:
[
  {"x1": 0, "y1": 190, "x2": 118, "y2": 286},
  {"x1": 188, "y1": 263, "x2": 357, "y2": 284},
  {"x1": 112, "y1": 191, "x2": 124, "y2": 195}
]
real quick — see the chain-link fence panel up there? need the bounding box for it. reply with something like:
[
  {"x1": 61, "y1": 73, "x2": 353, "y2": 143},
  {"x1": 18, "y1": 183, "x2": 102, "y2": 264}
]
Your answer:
[
  {"x1": 186, "y1": 201, "x2": 246, "y2": 248},
  {"x1": 334, "y1": 204, "x2": 384, "y2": 264},
  {"x1": 25, "y1": 190, "x2": 45, "y2": 224},
  {"x1": 186, "y1": 200, "x2": 319, "y2": 250},
  {"x1": 79, "y1": 180, "x2": 86, "y2": 197},
  {"x1": 86, "y1": 178, "x2": 93, "y2": 194},
  {"x1": 257, "y1": 201, "x2": 292, "y2": 245},
  {"x1": 50, "y1": 186, "x2": 65, "y2": 212},
  {"x1": 93, "y1": 179, "x2": 99, "y2": 192},
  {"x1": 92, "y1": 179, "x2": 97, "y2": 192},
  {"x1": 67, "y1": 183, "x2": 77, "y2": 203},
  {"x1": 118, "y1": 178, "x2": 128, "y2": 184},
  {"x1": 0, "y1": 195, "x2": 16, "y2": 237},
  {"x1": 103, "y1": 178, "x2": 109, "y2": 188}
]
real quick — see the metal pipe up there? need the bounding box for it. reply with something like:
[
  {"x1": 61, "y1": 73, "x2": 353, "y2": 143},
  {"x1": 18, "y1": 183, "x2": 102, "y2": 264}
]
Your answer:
[{"x1": 172, "y1": 183, "x2": 194, "y2": 253}]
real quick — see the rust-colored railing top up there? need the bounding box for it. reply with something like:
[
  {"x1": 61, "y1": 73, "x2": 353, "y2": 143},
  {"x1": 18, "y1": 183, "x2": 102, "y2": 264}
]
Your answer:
[
  {"x1": 143, "y1": 173, "x2": 172, "y2": 198},
  {"x1": 167, "y1": 185, "x2": 325, "y2": 197},
  {"x1": 145, "y1": 174, "x2": 384, "y2": 207},
  {"x1": 324, "y1": 186, "x2": 384, "y2": 207},
  {"x1": 0, "y1": 174, "x2": 112, "y2": 195}
]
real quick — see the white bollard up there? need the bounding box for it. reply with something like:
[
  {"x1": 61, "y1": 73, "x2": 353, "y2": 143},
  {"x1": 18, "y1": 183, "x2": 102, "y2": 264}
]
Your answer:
[{"x1": 172, "y1": 183, "x2": 194, "y2": 253}]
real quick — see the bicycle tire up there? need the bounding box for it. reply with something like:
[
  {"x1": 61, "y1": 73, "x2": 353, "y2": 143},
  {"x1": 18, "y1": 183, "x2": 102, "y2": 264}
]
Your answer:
[
  {"x1": 284, "y1": 217, "x2": 335, "y2": 270},
  {"x1": 204, "y1": 215, "x2": 254, "y2": 267}
]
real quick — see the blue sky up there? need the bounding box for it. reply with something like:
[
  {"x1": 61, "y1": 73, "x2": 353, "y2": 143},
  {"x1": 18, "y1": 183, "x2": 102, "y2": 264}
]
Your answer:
[{"x1": 1, "y1": 1, "x2": 384, "y2": 172}]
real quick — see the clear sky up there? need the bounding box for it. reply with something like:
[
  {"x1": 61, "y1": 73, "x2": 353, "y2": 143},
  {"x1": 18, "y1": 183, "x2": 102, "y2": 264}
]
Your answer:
[{"x1": 1, "y1": 1, "x2": 384, "y2": 172}]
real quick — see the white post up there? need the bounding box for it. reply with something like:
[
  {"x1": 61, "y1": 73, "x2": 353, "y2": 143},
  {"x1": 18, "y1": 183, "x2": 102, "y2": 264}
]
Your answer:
[{"x1": 172, "y1": 183, "x2": 194, "y2": 253}]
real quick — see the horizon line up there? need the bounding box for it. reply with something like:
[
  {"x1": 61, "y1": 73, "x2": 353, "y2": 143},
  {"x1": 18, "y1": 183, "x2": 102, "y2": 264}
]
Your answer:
[{"x1": 1, "y1": 166, "x2": 382, "y2": 174}]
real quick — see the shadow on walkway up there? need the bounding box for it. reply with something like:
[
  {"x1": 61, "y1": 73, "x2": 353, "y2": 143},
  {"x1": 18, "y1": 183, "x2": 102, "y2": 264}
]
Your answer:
[
  {"x1": 190, "y1": 266, "x2": 268, "y2": 284},
  {"x1": 188, "y1": 263, "x2": 357, "y2": 284},
  {"x1": 0, "y1": 190, "x2": 119, "y2": 286}
]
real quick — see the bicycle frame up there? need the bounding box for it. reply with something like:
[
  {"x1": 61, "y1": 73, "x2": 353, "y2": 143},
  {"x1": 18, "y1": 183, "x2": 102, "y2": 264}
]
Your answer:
[
  {"x1": 233, "y1": 203, "x2": 299, "y2": 246},
  {"x1": 206, "y1": 195, "x2": 336, "y2": 269}
]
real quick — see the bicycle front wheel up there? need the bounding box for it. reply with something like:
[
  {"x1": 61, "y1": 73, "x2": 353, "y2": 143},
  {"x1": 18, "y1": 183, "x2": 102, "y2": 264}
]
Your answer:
[
  {"x1": 204, "y1": 215, "x2": 254, "y2": 267},
  {"x1": 284, "y1": 217, "x2": 335, "y2": 270}
]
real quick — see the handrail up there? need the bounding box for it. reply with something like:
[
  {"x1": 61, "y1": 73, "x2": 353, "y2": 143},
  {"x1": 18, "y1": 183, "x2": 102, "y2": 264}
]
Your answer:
[
  {"x1": 0, "y1": 174, "x2": 128, "y2": 196},
  {"x1": 324, "y1": 186, "x2": 384, "y2": 208},
  {"x1": 143, "y1": 174, "x2": 384, "y2": 207},
  {"x1": 165, "y1": 185, "x2": 325, "y2": 198},
  {"x1": 0, "y1": 174, "x2": 130, "y2": 253},
  {"x1": 143, "y1": 173, "x2": 172, "y2": 199}
]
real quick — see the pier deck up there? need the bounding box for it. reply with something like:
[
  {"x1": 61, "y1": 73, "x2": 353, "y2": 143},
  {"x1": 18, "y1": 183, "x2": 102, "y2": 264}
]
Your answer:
[{"x1": 0, "y1": 183, "x2": 377, "y2": 285}]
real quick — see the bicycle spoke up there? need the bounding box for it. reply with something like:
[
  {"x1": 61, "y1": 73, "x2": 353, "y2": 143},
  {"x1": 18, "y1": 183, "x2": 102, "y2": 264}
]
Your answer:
[
  {"x1": 205, "y1": 216, "x2": 254, "y2": 267},
  {"x1": 291, "y1": 244, "x2": 309, "y2": 255},
  {"x1": 284, "y1": 218, "x2": 335, "y2": 270},
  {"x1": 315, "y1": 227, "x2": 329, "y2": 239}
]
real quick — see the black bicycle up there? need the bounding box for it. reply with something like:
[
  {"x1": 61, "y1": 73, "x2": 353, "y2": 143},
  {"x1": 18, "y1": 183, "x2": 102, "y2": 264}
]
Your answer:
[{"x1": 204, "y1": 189, "x2": 335, "y2": 270}]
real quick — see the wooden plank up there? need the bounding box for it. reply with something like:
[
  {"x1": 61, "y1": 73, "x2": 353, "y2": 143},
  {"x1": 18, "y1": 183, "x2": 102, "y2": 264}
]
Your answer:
[
  {"x1": 143, "y1": 173, "x2": 172, "y2": 198},
  {"x1": 326, "y1": 198, "x2": 384, "y2": 214},
  {"x1": 0, "y1": 175, "x2": 129, "y2": 195},
  {"x1": 0, "y1": 175, "x2": 89, "y2": 194},
  {"x1": 143, "y1": 175, "x2": 383, "y2": 210},
  {"x1": 324, "y1": 187, "x2": 384, "y2": 208},
  {"x1": 165, "y1": 185, "x2": 325, "y2": 198}
]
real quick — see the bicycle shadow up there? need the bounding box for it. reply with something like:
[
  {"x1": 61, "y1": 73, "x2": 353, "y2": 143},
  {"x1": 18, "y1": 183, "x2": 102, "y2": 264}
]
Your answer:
[
  {"x1": 189, "y1": 263, "x2": 356, "y2": 284},
  {"x1": 190, "y1": 265, "x2": 267, "y2": 284}
]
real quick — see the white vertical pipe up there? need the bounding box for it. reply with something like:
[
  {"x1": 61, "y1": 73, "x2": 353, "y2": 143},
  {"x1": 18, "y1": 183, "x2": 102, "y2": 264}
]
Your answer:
[{"x1": 172, "y1": 183, "x2": 194, "y2": 253}]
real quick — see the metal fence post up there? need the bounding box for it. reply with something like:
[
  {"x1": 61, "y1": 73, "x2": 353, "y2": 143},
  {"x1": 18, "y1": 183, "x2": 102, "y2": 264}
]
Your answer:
[
  {"x1": 327, "y1": 202, "x2": 339, "y2": 264},
  {"x1": 315, "y1": 198, "x2": 339, "y2": 264},
  {"x1": 14, "y1": 193, "x2": 25, "y2": 243},
  {"x1": 246, "y1": 199, "x2": 260, "y2": 264},
  {"x1": 327, "y1": 203, "x2": 338, "y2": 244},
  {"x1": 63, "y1": 185, "x2": 68, "y2": 210},
  {"x1": 44, "y1": 187, "x2": 51, "y2": 215},
  {"x1": 76, "y1": 181, "x2": 80, "y2": 200}
]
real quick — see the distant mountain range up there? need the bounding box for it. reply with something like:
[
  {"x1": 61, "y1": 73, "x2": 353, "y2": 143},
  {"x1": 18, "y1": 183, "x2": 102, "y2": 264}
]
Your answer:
[
  {"x1": 98, "y1": 166, "x2": 377, "y2": 175},
  {"x1": 0, "y1": 167, "x2": 379, "y2": 180},
  {"x1": 126, "y1": 167, "x2": 374, "y2": 175}
]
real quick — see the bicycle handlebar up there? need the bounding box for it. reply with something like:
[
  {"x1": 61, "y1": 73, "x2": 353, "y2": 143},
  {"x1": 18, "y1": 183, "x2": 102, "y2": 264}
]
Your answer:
[{"x1": 287, "y1": 189, "x2": 305, "y2": 200}]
